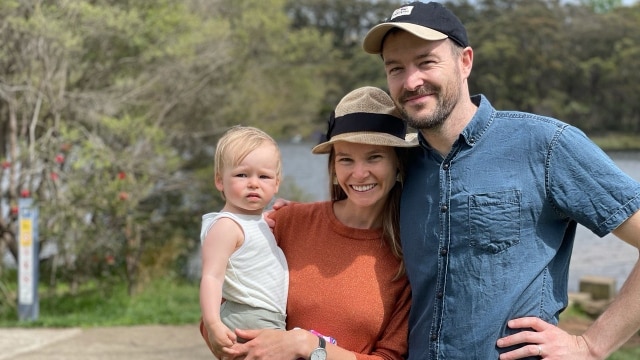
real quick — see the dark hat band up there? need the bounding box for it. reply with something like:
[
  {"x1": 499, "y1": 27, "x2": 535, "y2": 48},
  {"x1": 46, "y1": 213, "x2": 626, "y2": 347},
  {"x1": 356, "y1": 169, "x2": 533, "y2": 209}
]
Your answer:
[{"x1": 326, "y1": 111, "x2": 407, "y2": 141}]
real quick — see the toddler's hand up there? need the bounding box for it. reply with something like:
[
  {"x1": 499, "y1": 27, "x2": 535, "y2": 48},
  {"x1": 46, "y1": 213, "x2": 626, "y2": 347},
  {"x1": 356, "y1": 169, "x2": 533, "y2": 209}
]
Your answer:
[{"x1": 208, "y1": 323, "x2": 237, "y2": 358}]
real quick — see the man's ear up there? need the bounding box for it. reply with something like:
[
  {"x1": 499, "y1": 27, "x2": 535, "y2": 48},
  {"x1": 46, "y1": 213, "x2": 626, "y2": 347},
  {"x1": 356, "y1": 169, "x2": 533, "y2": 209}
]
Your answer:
[{"x1": 461, "y1": 46, "x2": 473, "y2": 80}]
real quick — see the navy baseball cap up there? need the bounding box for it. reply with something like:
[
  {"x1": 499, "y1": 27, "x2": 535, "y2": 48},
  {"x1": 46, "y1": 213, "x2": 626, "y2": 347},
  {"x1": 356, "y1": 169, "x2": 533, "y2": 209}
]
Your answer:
[{"x1": 363, "y1": 1, "x2": 469, "y2": 54}]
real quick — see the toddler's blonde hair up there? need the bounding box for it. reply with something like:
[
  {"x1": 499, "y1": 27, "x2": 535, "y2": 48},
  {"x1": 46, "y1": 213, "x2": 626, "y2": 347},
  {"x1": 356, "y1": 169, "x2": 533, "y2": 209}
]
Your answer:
[{"x1": 214, "y1": 126, "x2": 282, "y2": 187}]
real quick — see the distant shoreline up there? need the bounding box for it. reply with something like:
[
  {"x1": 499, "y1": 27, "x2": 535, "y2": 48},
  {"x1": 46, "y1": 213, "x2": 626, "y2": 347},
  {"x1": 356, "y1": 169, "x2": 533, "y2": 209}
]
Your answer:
[{"x1": 589, "y1": 134, "x2": 640, "y2": 152}]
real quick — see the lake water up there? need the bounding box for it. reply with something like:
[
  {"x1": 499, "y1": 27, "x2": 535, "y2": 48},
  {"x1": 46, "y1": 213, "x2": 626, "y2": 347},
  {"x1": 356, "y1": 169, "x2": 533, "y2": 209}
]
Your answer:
[{"x1": 280, "y1": 143, "x2": 640, "y2": 293}]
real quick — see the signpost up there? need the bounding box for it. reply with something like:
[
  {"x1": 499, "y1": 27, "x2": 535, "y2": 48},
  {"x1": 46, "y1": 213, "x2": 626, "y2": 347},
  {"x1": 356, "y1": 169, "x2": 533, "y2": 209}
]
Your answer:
[{"x1": 18, "y1": 196, "x2": 39, "y2": 321}]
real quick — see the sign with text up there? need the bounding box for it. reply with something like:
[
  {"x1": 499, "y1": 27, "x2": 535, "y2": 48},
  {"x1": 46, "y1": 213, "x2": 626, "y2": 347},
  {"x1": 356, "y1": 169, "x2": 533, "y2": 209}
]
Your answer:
[{"x1": 18, "y1": 197, "x2": 39, "y2": 321}]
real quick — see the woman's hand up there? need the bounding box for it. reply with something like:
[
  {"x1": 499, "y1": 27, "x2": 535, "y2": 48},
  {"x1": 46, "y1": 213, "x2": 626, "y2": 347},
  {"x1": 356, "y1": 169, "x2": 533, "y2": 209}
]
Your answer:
[
  {"x1": 264, "y1": 198, "x2": 291, "y2": 229},
  {"x1": 229, "y1": 328, "x2": 311, "y2": 360}
]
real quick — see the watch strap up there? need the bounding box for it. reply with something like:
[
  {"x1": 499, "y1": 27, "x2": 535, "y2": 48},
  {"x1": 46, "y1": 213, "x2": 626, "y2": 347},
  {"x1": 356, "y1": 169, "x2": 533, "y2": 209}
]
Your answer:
[{"x1": 309, "y1": 334, "x2": 327, "y2": 360}]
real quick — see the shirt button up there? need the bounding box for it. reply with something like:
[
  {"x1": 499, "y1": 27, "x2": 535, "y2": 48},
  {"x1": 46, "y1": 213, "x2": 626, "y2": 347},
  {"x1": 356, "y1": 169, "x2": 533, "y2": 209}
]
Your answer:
[
  {"x1": 436, "y1": 292, "x2": 443, "y2": 299},
  {"x1": 440, "y1": 205, "x2": 448, "y2": 213},
  {"x1": 440, "y1": 249, "x2": 448, "y2": 256},
  {"x1": 431, "y1": 334, "x2": 437, "y2": 341},
  {"x1": 443, "y1": 163, "x2": 450, "y2": 170}
]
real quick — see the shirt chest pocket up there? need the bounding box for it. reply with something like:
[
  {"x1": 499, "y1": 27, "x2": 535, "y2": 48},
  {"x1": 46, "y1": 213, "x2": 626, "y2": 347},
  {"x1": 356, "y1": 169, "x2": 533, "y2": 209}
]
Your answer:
[{"x1": 468, "y1": 190, "x2": 521, "y2": 254}]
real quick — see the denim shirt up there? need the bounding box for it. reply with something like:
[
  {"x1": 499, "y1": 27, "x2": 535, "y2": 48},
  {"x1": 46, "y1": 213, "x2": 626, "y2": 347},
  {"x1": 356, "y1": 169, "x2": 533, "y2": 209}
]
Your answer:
[{"x1": 400, "y1": 94, "x2": 640, "y2": 359}]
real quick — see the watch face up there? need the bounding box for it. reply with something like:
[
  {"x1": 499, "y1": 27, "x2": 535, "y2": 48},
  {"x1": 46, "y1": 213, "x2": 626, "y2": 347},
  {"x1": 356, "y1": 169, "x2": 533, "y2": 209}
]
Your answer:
[{"x1": 310, "y1": 348, "x2": 327, "y2": 360}]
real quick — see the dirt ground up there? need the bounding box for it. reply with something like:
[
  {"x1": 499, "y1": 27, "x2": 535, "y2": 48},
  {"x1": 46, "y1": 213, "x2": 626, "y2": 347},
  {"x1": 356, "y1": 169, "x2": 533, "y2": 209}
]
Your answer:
[
  {"x1": 1, "y1": 319, "x2": 638, "y2": 359},
  {"x1": 0, "y1": 324, "x2": 212, "y2": 360}
]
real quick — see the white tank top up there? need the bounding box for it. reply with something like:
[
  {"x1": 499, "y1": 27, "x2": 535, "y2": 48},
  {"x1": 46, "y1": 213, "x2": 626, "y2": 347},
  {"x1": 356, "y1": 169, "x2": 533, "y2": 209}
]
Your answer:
[{"x1": 201, "y1": 212, "x2": 288, "y2": 314}]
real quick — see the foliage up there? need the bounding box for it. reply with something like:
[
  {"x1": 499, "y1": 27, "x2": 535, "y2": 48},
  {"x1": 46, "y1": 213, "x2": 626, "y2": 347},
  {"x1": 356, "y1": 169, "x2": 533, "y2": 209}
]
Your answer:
[
  {"x1": 0, "y1": 275, "x2": 200, "y2": 327},
  {"x1": 609, "y1": 347, "x2": 640, "y2": 360},
  {"x1": 37, "y1": 117, "x2": 180, "y2": 295},
  {"x1": 580, "y1": 0, "x2": 624, "y2": 13},
  {"x1": 1, "y1": 0, "x2": 640, "y2": 303},
  {"x1": 0, "y1": 0, "x2": 329, "y2": 296},
  {"x1": 449, "y1": 0, "x2": 640, "y2": 133},
  {"x1": 285, "y1": 0, "x2": 403, "y2": 121},
  {"x1": 216, "y1": 0, "x2": 334, "y2": 139}
]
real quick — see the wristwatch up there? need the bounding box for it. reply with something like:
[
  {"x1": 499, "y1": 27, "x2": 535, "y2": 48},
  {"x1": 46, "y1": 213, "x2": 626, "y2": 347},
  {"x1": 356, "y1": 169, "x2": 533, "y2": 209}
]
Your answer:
[{"x1": 309, "y1": 335, "x2": 327, "y2": 360}]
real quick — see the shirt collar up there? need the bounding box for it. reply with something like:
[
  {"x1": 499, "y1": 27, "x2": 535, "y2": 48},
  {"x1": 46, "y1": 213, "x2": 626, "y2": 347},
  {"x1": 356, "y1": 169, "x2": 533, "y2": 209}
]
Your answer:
[
  {"x1": 459, "y1": 94, "x2": 494, "y2": 147},
  {"x1": 417, "y1": 94, "x2": 495, "y2": 150}
]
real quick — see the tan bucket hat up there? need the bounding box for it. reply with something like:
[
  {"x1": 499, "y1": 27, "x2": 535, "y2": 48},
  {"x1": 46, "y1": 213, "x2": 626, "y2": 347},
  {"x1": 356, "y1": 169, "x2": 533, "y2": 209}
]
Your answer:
[{"x1": 312, "y1": 86, "x2": 418, "y2": 154}]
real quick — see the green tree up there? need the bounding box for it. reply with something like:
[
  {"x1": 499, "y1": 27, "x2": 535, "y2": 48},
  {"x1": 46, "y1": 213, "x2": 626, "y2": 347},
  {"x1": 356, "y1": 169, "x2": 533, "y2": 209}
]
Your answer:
[
  {"x1": 580, "y1": 0, "x2": 624, "y2": 13},
  {"x1": 286, "y1": 0, "x2": 402, "y2": 123},
  {"x1": 453, "y1": 0, "x2": 640, "y2": 133},
  {"x1": 0, "y1": 0, "x2": 333, "y2": 296},
  {"x1": 0, "y1": 0, "x2": 228, "y2": 294},
  {"x1": 568, "y1": 4, "x2": 640, "y2": 132},
  {"x1": 212, "y1": 0, "x2": 333, "y2": 139}
]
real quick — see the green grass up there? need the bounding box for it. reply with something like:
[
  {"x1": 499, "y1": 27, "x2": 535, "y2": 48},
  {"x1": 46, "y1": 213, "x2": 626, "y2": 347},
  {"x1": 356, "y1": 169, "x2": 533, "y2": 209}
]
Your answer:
[
  {"x1": 0, "y1": 276, "x2": 201, "y2": 328},
  {"x1": 609, "y1": 348, "x2": 640, "y2": 360}
]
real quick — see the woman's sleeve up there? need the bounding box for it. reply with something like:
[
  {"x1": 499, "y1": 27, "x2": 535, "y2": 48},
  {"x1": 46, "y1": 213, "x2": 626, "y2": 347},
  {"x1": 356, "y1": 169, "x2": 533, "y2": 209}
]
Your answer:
[{"x1": 356, "y1": 279, "x2": 411, "y2": 360}]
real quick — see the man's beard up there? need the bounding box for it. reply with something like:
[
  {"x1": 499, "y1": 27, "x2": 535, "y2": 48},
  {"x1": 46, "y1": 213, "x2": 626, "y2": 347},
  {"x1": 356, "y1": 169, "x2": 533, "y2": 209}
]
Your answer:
[{"x1": 397, "y1": 83, "x2": 459, "y2": 130}]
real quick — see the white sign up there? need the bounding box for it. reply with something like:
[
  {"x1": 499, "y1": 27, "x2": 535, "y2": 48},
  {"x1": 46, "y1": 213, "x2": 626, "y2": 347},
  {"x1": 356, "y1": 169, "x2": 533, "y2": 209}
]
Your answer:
[
  {"x1": 18, "y1": 196, "x2": 39, "y2": 321},
  {"x1": 18, "y1": 215, "x2": 34, "y2": 305}
]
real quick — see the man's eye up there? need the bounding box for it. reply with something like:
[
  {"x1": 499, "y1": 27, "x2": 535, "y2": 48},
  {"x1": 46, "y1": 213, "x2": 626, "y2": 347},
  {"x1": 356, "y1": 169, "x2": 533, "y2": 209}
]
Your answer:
[
  {"x1": 387, "y1": 67, "x2": 401, "y2": 75},
  {"x1": 420, "y1": 60, "x2": 436, "y2": 67}
]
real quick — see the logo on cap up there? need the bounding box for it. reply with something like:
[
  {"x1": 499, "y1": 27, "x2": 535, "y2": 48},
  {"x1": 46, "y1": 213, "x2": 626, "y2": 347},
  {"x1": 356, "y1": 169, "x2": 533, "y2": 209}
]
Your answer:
[{"x1": 390, "y1": 6, "x2": 413, "y2": 20}]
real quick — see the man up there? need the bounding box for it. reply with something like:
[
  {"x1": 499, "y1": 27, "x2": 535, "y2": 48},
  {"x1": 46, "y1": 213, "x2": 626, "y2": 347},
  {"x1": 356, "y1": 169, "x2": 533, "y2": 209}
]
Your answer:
[{"x1": 362, "y1": 2, "x2": 640, "y2": 359}]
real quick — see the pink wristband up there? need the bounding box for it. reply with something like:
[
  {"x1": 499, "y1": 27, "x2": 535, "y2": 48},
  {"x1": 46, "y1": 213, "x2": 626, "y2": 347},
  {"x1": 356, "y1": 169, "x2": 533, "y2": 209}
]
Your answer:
[{"x1": 309, "y1": 329, "x2": 337, "y2": 345}]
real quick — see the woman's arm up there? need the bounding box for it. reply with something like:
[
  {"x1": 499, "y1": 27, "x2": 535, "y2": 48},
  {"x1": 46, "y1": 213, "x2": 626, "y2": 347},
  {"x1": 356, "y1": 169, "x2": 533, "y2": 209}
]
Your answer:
[{"x1": 231, "y1": 328, "x2": 357, "y2": 360}]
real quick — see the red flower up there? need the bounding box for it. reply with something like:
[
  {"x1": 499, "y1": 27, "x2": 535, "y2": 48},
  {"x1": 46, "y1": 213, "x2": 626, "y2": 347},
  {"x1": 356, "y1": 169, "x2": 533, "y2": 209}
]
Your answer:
[
  {"x1": 1, "y1": 160, "x2": 9, "y2": 169},
  {"x1": 20, "y1": 189, "x2": 30, "y2": 198},
  {"x1": 118, "y1": 171, "x2": 126, "y2": 180},
  {"x1": 55, "y1": 154, "x2": 65, "y2": 164},
  {"x1": 10, "y1": 206, "x2": 18, "y2": 215},
  {"x1": 118, "y1": 191, "x2": 129, "y2": 201},
  {"x1": 50, "y1": 172, "x2": 59, "y2": 181}
]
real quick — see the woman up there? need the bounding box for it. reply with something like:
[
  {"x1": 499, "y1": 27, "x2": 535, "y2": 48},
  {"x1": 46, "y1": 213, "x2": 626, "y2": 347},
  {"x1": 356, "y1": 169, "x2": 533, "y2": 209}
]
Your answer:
[{"x1": 202, "y1": 86, "x2": 416, "y2": 360}]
